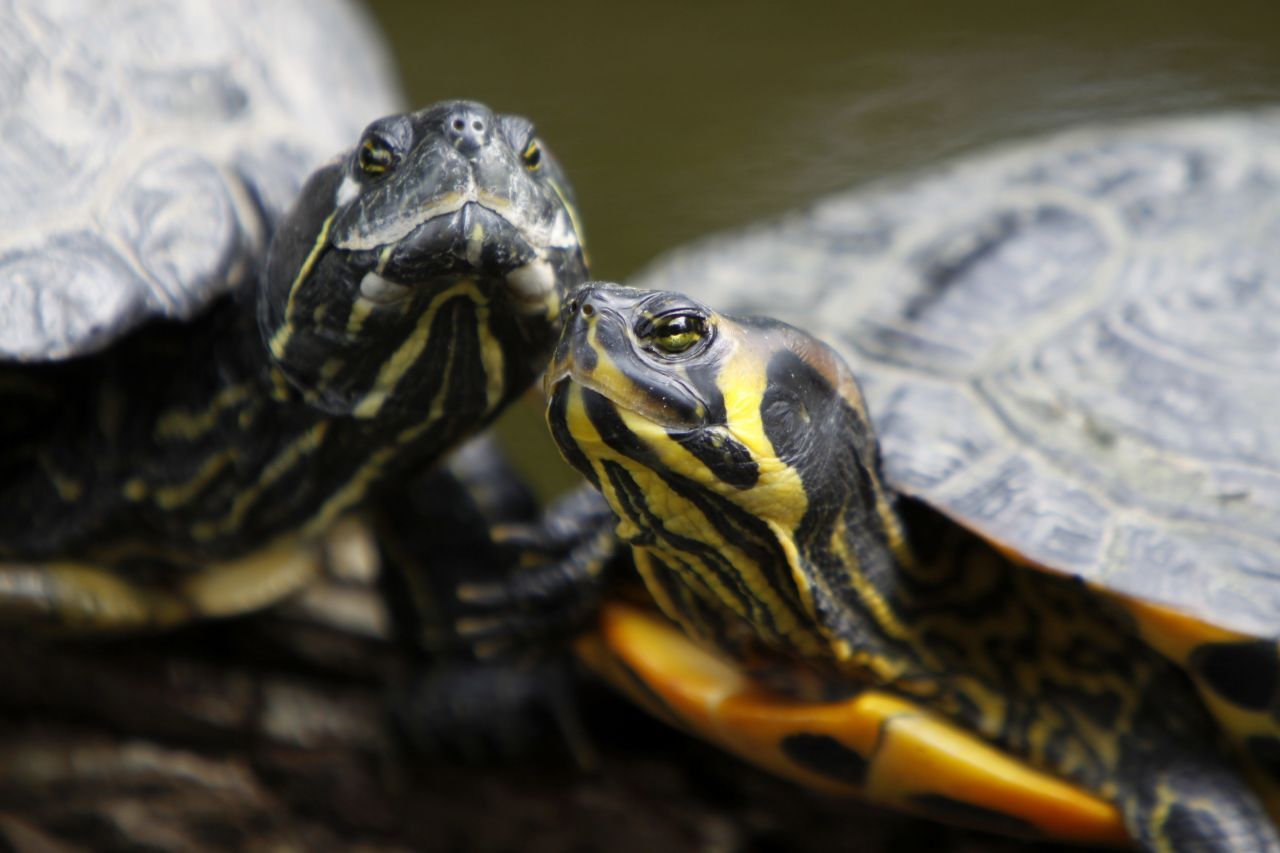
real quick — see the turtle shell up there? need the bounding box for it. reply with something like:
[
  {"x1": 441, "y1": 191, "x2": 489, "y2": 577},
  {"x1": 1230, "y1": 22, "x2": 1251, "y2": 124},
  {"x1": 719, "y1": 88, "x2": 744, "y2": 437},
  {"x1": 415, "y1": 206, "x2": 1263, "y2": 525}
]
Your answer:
[
  {"x1": 631, "y1": 111, "x2": 1280, "y2": 640},
  {"x1": 0, "y1": 0, "x2": 402, "y2": 361}
]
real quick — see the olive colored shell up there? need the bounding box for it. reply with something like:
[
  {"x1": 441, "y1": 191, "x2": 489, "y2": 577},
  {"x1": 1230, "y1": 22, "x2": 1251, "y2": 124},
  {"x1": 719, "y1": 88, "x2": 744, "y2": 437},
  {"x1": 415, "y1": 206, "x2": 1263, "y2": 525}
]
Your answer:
[
  {"x1": 633, "y1": 112, "x2": 1280, "y2": 638},
  {"x1": 0, "y1": 0, "x2": 401, "y2": 361}
]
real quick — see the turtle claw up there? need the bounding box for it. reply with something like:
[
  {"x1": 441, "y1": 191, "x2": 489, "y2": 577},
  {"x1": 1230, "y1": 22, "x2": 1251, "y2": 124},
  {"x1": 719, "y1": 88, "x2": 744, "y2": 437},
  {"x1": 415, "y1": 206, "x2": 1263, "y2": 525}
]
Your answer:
[{"x1": 375, "y1": 441, "x2": 619, "y2": 764}]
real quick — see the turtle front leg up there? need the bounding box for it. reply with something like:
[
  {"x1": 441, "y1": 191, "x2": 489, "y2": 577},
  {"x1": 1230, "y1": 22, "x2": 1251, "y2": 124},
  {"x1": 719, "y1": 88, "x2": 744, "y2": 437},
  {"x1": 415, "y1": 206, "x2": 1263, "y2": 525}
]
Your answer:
[
  {"x1": 377, "y1": 438, "x2": 619, "y2": 660},
  {"x1": 376, "y1": 437, "x2": 620, "y2": 763},
  {"x1": 1121, "y1": 754, "x2": 1280, "y2": 852},
  {"x1": 449, "y1": 483, "x2": 619, "y2": 657},
  {"x1": 0, "y1": 537, "x2": 322, "y2": 632}
]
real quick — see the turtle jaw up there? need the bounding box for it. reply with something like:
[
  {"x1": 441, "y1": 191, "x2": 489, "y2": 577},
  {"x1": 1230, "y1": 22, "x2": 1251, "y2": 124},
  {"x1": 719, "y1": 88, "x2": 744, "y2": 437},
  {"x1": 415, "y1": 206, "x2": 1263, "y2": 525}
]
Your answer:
[
  {"x1": 265, "y1": 206, "x2": 583, "y2": 421},
  {"x1": 366, "y1": 200, "x2": 580, "y2": 320}
]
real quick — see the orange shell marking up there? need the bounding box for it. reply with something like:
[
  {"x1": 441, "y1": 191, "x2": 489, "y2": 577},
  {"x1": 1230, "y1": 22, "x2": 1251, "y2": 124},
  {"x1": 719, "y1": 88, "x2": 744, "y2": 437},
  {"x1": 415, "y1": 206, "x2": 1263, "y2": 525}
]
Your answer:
[{"x1": 577, "y1": 601, "x2": 1130, "y2": 846}]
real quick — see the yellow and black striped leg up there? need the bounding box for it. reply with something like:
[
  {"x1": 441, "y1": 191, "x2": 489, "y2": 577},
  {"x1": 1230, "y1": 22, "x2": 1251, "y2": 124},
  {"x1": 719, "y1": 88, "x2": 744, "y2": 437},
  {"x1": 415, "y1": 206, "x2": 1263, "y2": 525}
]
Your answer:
[
  {"x1": 1121, "y1": 758, "x2": 1280, "y2": 852},
  {"x1": 1126, "y1": 603, "x2": 1280, "y2": 825},
  {"x1": 376, "y1": 438, "x2": 616, "y2": 763},
  {"x1": 0, "y1": 537, "x2": 322, "y2": 632}
]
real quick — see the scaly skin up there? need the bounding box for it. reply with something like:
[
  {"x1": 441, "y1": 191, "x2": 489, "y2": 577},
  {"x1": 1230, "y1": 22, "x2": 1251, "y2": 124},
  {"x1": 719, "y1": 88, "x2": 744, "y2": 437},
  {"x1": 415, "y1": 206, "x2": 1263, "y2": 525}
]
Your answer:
[{"x1": 546, "y1": 282, "x2": 1278, "y2": 851}]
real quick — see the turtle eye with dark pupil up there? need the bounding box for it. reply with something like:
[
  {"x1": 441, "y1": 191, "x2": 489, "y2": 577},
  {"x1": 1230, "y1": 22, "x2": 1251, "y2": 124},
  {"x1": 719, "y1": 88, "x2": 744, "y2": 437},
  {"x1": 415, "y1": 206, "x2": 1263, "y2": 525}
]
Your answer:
[
  {"x1": 358, "y1": 137, "x2": 397, "y2": 176},
  {"x1": 522, "y1": 139, "x2": 542, "y2": 170},
  {"x1": 650, "y1": 313, "x2": 706, "y2": 354}
]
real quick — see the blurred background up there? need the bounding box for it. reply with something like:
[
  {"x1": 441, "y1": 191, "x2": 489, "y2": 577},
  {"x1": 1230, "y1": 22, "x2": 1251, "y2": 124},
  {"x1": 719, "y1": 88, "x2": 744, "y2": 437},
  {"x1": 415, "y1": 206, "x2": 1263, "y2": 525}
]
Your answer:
[
  {"x1": 365, "y1": 0, "x2": 1280, "y2": 494},
  {"x1": 367, "y1": 1, "x2": 1280, "y2": 276}
]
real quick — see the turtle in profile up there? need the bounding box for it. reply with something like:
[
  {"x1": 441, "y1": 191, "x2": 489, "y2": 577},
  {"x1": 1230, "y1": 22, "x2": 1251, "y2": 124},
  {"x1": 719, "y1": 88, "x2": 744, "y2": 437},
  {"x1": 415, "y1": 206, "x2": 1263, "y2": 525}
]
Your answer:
[
  {"x1": 544, "y1": 112, "x2": 1280, "y2": 851},
  {"x1": 0, "y1": 0, "x2": 588, "y2": 630}
]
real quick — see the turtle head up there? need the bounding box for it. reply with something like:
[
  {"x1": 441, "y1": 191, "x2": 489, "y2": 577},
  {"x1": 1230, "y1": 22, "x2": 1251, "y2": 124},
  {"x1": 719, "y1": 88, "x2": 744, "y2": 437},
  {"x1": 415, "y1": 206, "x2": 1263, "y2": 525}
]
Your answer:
[
  {"x1": 544, "y1": 282, "x2": 898, "y2": 654},
  {"x1": 259, "y1": 100, "x2": 588, "y2": 421},
  {"x1": 544, "y1": 281, "x2": 867, "y2": 529}
]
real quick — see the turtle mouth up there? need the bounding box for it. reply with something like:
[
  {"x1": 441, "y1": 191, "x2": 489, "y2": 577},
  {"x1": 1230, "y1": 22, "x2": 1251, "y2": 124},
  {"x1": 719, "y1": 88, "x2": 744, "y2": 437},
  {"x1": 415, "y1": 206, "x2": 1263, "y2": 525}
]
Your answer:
[
  {"x1": 365, "y1": 201, "x2": 563, "y2": 312},
  {"x1": 545, "y1": 361, "x2": 706, "y2": 433}
]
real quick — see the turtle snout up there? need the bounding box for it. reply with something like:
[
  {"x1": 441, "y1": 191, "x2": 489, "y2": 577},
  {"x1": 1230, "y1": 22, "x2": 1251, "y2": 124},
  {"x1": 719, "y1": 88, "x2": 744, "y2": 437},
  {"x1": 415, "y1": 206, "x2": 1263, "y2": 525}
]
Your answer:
[
  {"x1": 444, "y1": 103, "x2": 493, "y2": 156},
  {"x1": 565, "y1": 288, "x2": 599, "y2": 321},
  {"x1": 565, "y1": 282, "x2": 645, "y2": 323}
]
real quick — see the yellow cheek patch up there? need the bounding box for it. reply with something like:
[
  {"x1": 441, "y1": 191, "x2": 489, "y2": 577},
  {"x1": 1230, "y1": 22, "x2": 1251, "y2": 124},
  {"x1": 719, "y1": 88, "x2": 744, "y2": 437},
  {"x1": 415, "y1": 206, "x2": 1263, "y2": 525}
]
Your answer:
[{"x1": 705, "y1": 329, "x2": 810, "y2": 534}]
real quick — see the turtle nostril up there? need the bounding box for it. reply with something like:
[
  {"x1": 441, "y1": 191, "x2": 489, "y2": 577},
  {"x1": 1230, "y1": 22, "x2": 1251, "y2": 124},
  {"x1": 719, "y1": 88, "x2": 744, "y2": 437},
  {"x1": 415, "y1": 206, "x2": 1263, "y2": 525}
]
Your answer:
[{"x1": 445, "y1": 105, "x2": 492, "y2": 155}]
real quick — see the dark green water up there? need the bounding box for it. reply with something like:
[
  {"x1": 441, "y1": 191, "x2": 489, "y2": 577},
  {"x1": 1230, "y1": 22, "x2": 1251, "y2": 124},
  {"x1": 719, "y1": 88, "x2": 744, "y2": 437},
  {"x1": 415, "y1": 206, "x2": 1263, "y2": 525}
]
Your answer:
[
  {"x1": 365, "y1": 0, "x2": 1280, "y2": 494},
  {"x1": 368, "y1": 1, "x2": 1280, "y2": 276}
]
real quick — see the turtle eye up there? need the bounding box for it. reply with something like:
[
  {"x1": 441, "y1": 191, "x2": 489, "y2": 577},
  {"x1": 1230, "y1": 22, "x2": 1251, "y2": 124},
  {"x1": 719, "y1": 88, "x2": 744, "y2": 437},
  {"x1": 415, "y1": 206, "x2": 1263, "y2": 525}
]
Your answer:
[
  {"x1": 358, "y1": 135, "x2": 398, "y2": 176},
  {"x1": 649, "y1": 313, "x2": 708, "y2": 355},
  {"x1": 521, "y1": 138, "x2": 543, "y2": 171}
]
